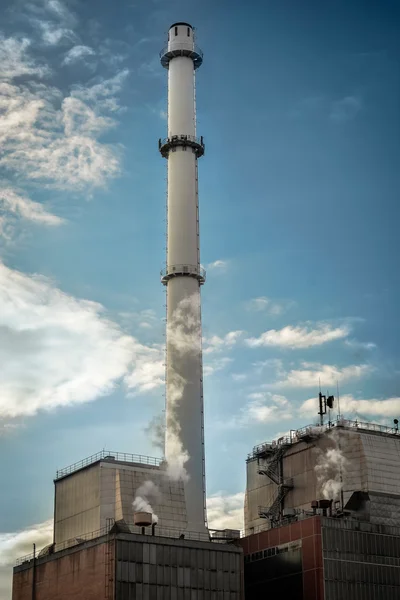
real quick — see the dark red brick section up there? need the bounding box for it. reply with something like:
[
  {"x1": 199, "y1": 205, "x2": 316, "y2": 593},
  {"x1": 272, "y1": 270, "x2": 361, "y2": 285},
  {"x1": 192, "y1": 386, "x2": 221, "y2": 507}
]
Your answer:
[{"x1": 239, "y1": 516, "x2": 323, "y2": 600}]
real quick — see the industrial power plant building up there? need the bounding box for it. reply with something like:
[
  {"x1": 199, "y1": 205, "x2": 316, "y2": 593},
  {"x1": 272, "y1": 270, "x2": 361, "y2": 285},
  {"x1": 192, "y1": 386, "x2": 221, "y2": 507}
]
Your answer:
[
  {"x1": 241, "y1": 418, "x2": 400, "y2": 599},
  {"x1": 11, "y1": 22, "x2": 400, "y2": 600}
]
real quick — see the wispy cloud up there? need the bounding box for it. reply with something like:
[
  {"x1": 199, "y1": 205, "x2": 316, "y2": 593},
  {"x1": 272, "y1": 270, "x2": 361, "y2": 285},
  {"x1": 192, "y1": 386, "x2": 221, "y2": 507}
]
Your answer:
[
  {"x1": 231, "y1": 373, "x2": 247, "y2": 382},
  {"x1": 330, "y1": 96, "x2": 362, "y2": 122},
  {"x1": 203, "y1": 330, "x2": 243, "y2": 354},
  {"x1": 37, "y1": 21, "x2": 76, "y2": 46},
  {"x1": 345, "y1": 339, "x2": 376, "y2": 350},
  {"x1": 275, "y1": 362, "x2": 373, "y2": 388},
  {"x1": 220, "y1": 392, "x2": 293, "y2": 430},
  {"x1": 0, "y1": 70, "x2": 128, "y2": 191},
  {"x1": 204, "y1": 259, "x2": 228, "y2": 272},
  {"x1": 245, "y1": 296, "x2": 293, "y2": 316},
  {"x1": 203, "y1": 356, "x2": 233, "y2": 377},
  {"x1": 301, "y1": 394, "x2": 400, "y2": 418},
  {"x1": 244, "y1": 393, "x2": 292, "y2": 424},
  {"x1": 0, "y1": 187, "x2": 64, "y2": 226},
  {"x1": 62, "y1": 45, "x2": 95, "y2": 65},
  {"x1": 245, "y1": 322, "x2": 350, "y2": 349},
  {"x1": 0, "y1": 263, "x2": 165, "y2": 418},
  {"x1": 0, "y1": 35, "x2": 49, "y2": 80}
]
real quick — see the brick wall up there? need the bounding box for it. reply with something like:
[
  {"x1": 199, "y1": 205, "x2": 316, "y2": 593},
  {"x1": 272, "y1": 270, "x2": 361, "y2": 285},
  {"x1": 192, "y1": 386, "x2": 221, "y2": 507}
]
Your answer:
[{"x1": 12, "y1": 537, "x2": 113, "y2": 600}]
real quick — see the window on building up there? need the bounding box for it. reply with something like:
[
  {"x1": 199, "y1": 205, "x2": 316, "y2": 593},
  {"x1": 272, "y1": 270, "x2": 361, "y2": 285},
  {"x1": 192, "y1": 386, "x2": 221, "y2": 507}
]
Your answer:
[
  {"x1": 175, "y1": 27, "x2": 178, "y2": 36},
  {"x1": 187, "y1": 27, "x2": 190, "y2": 36}
]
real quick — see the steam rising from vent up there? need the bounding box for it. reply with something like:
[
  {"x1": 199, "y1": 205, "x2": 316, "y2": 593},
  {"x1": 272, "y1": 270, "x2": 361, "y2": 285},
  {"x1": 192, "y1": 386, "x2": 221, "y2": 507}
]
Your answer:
[
  {"x1": 133, "y1": 481, "x2": 160, "y2": 524},
  {"x1": 315, "y1": 431, "x2": 348, "y2": 501}
]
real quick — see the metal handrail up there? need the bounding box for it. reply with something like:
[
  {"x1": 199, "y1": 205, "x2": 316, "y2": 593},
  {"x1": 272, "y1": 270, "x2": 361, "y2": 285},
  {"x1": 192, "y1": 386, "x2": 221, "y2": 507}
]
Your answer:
[
  {"x1": 249, "y1": 417, "x2": 400, "y2": 459},
  {"x1": 160, "y1": 264, "x2": 206, "y2": 279},
  {"x1": 160, "y1": 44, "x2": 203, "y2": 59},
  {"x1": 56, "y1": 450, "x2": 162, "y2": 480},
  {"x1": 15, "y1": 523, "x2": 242, "y2": 566},
  {"x1": 159, "y1": 134, "x2": 204, "y2": 147}
]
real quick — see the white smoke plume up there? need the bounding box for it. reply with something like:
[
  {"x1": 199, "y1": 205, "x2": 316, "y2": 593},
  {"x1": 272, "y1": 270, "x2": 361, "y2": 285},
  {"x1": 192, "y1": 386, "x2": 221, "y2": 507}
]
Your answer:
[
  {"x1": 164, "y1": 293, "x2": 202, "y2": 482},
  {"x1": 145, "y1": 414, "x2": 165, "y2": 455},
  {"x1": 165, "y1": 369, "x2": 189, "y2": 482},
  {"x1": 133, "y1": 481, "x2": 160, "y2": 524},
  {"x1": 167, "y1": 294, "x2": 202, "y2": 357},
  {"x1": 315, "y1": 431, "x2": 348, "y2": 501}
]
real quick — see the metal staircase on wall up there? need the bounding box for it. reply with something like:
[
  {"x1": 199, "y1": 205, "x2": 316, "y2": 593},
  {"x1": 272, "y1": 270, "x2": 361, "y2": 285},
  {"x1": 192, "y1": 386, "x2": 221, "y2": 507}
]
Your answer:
[
  {"x1": 257, "y1": 443, "x2": 288, "y2": 483},
  {"x1": 259, "y1": 479, "x2": 294, "y2": 521},
  {"x1": 256, "y1": 441, "x2": 294, "y2": 522}
]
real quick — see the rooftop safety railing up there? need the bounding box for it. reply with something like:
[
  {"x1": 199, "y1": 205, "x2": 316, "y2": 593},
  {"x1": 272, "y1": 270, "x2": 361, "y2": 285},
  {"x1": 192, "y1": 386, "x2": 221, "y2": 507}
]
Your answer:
[
  {"x1": 15, "y1": 523, "x2": 242, "y2": 566},
  {"x1": 249, "y1": 417, "x2": 399, "y2": 459},
  {"x1": 55, "y1": 450, "x2": 162, "y2": 480}
]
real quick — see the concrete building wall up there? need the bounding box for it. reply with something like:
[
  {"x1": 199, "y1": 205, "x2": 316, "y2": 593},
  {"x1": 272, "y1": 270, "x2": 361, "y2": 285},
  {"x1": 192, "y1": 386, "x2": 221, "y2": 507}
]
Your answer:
[
  {"x1": 245, "y1": 428, "x2": 400, "y2": 534},
  {"x1": 54, "y1": 459, "x2": 188, "y2": 549},
  {"x1": 54, "y1": 463, "x2": 101, "y2": 546}
]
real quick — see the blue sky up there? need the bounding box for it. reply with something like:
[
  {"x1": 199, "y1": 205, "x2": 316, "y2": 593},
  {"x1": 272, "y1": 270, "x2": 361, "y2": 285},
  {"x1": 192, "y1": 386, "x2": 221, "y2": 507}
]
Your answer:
[{"x1": 0, "y1": 0, "x2": 399, "y2": 595}]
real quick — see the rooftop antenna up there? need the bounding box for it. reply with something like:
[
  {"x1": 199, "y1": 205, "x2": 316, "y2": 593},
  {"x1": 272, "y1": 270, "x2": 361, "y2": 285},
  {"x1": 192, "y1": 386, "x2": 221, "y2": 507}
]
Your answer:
[
  {"x1": 318, "y1": 391, "x2": 335, "y2": 427},
  {"x1": 336, "y1": 380, "x2": 341, "y2": 420}
]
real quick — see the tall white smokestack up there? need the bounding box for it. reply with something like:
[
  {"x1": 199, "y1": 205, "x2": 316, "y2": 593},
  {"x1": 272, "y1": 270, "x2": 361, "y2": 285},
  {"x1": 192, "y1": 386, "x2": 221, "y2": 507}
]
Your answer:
[{"x1": 159, "y1": 23, "x2": 207, "y2": 534}]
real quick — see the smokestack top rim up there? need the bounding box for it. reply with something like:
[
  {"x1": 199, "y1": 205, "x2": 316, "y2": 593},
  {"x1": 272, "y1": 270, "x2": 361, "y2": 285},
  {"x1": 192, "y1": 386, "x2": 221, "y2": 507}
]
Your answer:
[{"x1": 169, "y1": 22, "x2": 193, "y2": 30}]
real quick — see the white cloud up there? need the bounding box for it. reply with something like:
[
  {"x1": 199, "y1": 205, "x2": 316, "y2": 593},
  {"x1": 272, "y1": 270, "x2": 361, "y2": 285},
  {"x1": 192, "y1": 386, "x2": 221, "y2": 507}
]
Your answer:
[
  {"x1": 124, "y1": 345, "x2": 165, "y2": 393},
  {"x1": 245, "y1": 296, "x2": 290, "y2": 316},
  {"x1": 245, "y1": 322, "x2": 350, "y2": 349},
  {"x1": 38, "y1": 21, "x2": 76, "y2": 46},
  {"x1": 243, "y1": 393, "x2": 292, "y2": 425},
  {"x1": 345, "y1": 339, "x2": 377, "y2": 350},
  {"x1": 205, "y1": 260, "x2": 228, "y2": 271},
  {"x1": 203, "y1": 356, "x2": 233, "y2": 377},
  {"x1": 203, "y1": 330, "x2": 243, "y2": 354},
  {"x1": 0, "y1": 187, "x2": 63, "y2": 240},
  {"x1": 0, "y1": 35, "x2": 49, "y2": 80},
  {"x1": 71, "y1": 70, "x2": 129, "y2": 113},
  {"x1": 231, "y1": 373, "x2": 247, "y2": 382},
  {"x1": 0, "y1": 72, "x2": 127, "y2": 191},
  {"x1": 301, "y1": 394, "x2": 400, "y2": 418},
  {"x1": 276, "y1": 362, "x2": 372, "y2": 389},
  {"x1": 62, "y1": 45, "x2": 95, "y2": 66},
  {"x1": 0, "y1": 263, "x2": 164, "y2": 418},
  {"x1": 0, "y1": 519, "x2": 53, "y2": 599},
  {"x1": 330, "y1": 96, "x2": 362, "y2": 122},
  {"x1": 206, "y1": 493, "x2": 244, "y2": 531}
]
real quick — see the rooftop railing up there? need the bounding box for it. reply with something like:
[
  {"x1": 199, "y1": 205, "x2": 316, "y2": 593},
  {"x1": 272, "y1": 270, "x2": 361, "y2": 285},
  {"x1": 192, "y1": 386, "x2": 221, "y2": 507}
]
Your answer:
[
  {"x1": 15, "y1": 523, "x2": 241, "y2": 566},
  {"x1": 55, "y1": 450, "x2": 162, "y2": 480},
  {"x1": 249, "y1": 417, "x2": 399, "y2": 459}
]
